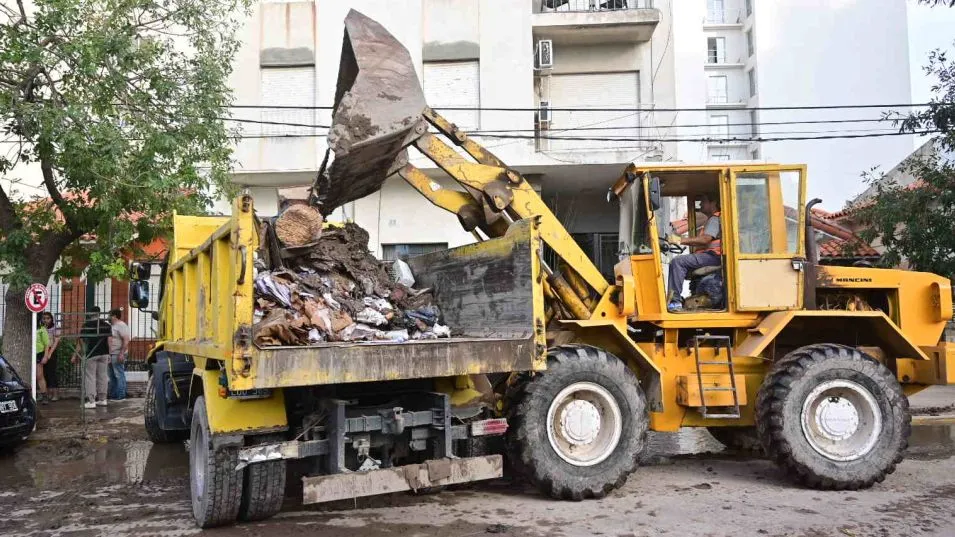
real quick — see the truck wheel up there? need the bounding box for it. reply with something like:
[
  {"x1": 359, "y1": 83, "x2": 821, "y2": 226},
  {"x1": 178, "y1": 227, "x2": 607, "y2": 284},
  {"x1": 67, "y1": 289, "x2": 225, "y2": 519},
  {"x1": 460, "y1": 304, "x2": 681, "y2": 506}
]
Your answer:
[
  {"x1": 507, "y1": 345, "x2": 647, "y2": 500},
  {"x1": 239, "y1": 435, "x2": 287, "y2": 521},
  {"x1": 708, "y1": 426, "x2": 763, "y2": 454},
  {"x1": 190, "y1": 396, "x2": 243, "y2": 528},
  {"x1": 755, "y1": 344, "x2": 910, "y2": 490},
  {"x1": 145, "y1": 375, "x2": 186, "y2": 444}
]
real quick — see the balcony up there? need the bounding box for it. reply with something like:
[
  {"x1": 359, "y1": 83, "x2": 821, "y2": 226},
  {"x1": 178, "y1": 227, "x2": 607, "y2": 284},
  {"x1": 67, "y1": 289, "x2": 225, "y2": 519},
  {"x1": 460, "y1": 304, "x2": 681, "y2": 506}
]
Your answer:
[{"x1": 532, "y1": 0, "x2": 660, "y2": 45}]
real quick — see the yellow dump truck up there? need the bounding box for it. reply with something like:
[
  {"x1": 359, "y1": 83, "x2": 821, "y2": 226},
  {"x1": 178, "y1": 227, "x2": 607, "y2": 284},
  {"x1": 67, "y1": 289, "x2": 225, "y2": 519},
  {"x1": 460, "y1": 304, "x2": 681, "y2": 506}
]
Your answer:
[{"x1": 132, "y1": 10, "x2": 955, "y2": 529}]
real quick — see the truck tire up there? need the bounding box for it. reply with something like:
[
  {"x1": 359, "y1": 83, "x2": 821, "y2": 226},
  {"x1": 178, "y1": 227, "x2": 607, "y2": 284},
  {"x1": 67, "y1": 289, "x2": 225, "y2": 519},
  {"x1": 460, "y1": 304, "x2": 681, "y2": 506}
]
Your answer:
[
  {"x1": 708, "y1": 426, "x2": 763, "y2": 454},
  {"x1": 190, "y1": 396, "x2": 243, "y2": 528},
  {"x1": 755, "y1": 344, "x2": 910, "y2": 490},
  {"x1": 144, "y1": 376, "x2": 187, "y2": 444},
  {"x1": 507, "y1": 345, "x2": 647, "y2": 500},
  {"x1": 239, "y1": 435, "x2": 287, "y2": 521}
]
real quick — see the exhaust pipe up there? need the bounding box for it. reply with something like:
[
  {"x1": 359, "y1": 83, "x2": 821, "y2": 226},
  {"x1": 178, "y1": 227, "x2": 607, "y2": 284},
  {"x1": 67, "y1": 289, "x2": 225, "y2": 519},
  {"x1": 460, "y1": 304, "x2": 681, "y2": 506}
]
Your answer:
[{"x1": 803, "y1": 198, "x2": 823, "y2": 310}]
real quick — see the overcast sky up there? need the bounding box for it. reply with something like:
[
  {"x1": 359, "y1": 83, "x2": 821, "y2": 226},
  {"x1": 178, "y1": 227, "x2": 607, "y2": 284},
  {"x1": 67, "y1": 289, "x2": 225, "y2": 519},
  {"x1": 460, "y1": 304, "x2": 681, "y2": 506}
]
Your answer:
[{"x1": 907, "y1": 0, "x2": 955, "y2": 148}]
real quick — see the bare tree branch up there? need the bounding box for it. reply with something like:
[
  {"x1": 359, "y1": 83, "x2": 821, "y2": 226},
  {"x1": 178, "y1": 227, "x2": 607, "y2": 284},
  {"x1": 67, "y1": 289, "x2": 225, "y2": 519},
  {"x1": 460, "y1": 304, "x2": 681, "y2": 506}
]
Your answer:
[{"x1": 40, "y1": 157, "x2": 81, "y2": 237}]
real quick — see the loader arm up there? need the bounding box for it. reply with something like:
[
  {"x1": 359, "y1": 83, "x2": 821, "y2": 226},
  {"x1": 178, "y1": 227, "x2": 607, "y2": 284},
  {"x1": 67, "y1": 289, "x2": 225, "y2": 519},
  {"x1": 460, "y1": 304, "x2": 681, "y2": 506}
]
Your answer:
[{"x1": 318, "y1": 10, "x2": 611, "y2": 321}]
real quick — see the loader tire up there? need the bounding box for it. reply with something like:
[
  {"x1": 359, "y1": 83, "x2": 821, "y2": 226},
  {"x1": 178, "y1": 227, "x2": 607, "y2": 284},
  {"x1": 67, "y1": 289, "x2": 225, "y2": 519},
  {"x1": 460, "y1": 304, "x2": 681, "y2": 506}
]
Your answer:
[
  {"x1": 190, "y1": 396, "x2": 243, "y2": 528},
  {"x1": 507, "y1": 345, "x2": 647, "y2": 500},
  {"x1": 144, "y1": 376, "x2": 187, "y2": 444},
  {"x1": 239, "y1": 435, "x2": 287, "y2": 521},
  {"x1": 755, "y1": 344, "x2": 910, "y2": 490},
  {"x1": 707, "y1": 426, "x2": 763, "y2": 454}
]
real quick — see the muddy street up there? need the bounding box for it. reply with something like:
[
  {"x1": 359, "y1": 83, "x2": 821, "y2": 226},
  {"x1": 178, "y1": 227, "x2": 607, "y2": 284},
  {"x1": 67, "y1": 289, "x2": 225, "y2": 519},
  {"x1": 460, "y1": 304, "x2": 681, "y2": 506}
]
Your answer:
[{"x1": 2, "y1": 397, "x2": 955, "y2": 537}]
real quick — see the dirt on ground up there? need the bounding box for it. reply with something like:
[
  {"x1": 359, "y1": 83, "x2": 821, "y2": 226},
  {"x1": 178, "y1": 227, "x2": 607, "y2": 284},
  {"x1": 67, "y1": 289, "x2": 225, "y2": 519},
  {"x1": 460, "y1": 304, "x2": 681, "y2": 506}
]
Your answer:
[{"x1": 2, "y1": 397, "x2": 955, "y2": 537}]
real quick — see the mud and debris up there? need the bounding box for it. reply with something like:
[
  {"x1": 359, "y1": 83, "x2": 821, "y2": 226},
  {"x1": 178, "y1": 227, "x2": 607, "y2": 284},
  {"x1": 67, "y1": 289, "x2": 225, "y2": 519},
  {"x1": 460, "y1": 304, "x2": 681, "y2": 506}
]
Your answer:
[
  {"x1": 4, "y1": 398, "x2": 955, "y2": 537},
  {"x1": 253, "y1": 220, "x2": 450, "y2": 346}
]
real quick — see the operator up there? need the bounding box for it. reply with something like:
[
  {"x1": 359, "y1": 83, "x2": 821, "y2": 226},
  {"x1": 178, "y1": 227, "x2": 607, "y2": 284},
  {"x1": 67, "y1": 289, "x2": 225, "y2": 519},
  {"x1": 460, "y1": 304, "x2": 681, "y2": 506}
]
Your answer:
[{"x1": 666, "y1": 193, "x2": 722, "y2": 312}]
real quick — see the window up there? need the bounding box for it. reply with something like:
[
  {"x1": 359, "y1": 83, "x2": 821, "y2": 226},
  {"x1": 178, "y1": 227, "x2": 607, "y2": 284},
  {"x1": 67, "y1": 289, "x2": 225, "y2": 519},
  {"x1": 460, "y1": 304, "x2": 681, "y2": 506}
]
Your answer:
[
  {"x1": 751, "y1": 149, "x2": 760, "y2": 160},
  {"x1": 706, "y1": 0, "x2": 725, "y2": 23},
  {"x1": 712, "y1": 154, "x2": 731, "y2": 162},
  {"x1": 707, "y1": 75, "x2": 728, "y2": 104},
  {"x1": 259, "y1": 67, "x2": 316, "y2": 137},
  {"x1": 423, "y1": 61, "x2": 480, "y2": 130},
  {"x1": 572, "y1": 233, "x2": 620, "y2": 282},
  {"x1": 746, "y1": 30, "x2": 754, "y2": 57},
  {"x1": 736, "y1": 172, "x2": 802, "y2": 254},
  {"x1": 749, "y1": 110, "x2": 758, "y2": 136},
  {"x1": 381, "y1": 243, "x2": 448, "y2": 261},
  {"x1": 748, "y1": 68, "x2": 757, "y2": 97},
  {"x1": 745, "y1": 0, "x2": 752, "y2": 16},
  {"x1": 736, "y1": 175, "x2": 772, "y2": 254},
  {"x1": 707, "y1": 37, "x2": 727, "y2": 64},
  {"x1": 709, "y1": 115, "x2": 730, "y2": 139}
]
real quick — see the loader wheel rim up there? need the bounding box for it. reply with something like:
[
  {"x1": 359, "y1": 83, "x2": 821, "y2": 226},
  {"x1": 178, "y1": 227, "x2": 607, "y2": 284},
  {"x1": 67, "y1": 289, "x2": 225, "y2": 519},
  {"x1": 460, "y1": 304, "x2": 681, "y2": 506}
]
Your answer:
[
  {"x1": 801, "y1": 379, "x2": 882, "y2": 462},
  {"x1": 191, "y1": 425, "x2": 206, "y2": 503},
  {"x1": 546, "y1": 382, "x2": 622, "y2": 467}
]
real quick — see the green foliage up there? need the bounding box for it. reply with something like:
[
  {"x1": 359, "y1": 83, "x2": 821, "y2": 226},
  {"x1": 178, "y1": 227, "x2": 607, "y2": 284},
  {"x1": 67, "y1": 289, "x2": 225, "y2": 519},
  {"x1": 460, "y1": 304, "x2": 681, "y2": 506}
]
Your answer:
[
  {"x1": 0, "y1": 0, "x2": 248, "y2": 288},
  {"x1": 855, "y1": 155, "x2": 955, "y2": 278}
]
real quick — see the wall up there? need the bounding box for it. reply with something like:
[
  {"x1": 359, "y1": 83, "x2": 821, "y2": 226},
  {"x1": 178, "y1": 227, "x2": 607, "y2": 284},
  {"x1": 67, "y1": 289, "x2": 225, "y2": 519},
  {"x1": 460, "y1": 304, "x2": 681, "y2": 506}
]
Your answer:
[{"x1": 752, "y1": 0, "x2": 913, "y2": 206}]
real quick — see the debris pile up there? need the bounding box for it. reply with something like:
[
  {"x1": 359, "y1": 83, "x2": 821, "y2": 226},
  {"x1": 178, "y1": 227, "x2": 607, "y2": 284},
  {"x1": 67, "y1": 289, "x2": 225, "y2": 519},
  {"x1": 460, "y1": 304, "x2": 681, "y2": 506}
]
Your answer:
[{"x1": 253, "y1": 218, "x2": 450, "y2": 346}]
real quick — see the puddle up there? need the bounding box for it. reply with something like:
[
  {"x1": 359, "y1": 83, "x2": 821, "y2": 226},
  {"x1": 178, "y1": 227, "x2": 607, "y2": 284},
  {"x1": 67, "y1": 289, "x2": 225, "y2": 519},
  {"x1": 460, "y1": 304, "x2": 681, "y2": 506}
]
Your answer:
[
  {"x1": 0, "y1": 440, "x2": 189, "y2": 489},
  {"x1": 907, "y1": 424, "x2": 955, "y2": 461}
]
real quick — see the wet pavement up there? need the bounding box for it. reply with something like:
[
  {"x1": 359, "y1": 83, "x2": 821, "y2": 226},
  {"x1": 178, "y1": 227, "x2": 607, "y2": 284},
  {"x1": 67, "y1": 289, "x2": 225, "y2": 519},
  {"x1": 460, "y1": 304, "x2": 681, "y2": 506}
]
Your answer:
[{"x1": 2, "y1": 398, "x2": 954, "y2": 537}]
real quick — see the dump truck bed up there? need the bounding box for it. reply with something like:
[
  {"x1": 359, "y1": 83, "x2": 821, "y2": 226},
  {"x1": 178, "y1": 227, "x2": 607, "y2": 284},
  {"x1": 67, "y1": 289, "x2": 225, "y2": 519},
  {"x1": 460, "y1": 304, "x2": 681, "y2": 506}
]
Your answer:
[{"x1": 159, "y1": 200, "x2": 546, "y2": 391}]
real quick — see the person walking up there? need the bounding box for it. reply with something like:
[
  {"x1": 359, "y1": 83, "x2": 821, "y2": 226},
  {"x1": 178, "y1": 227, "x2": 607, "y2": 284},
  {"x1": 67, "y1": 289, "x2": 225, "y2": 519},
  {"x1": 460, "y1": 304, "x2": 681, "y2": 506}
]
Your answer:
[
  {"x1": 35, "y1": 312, "x2": 50, "y2": 403},
  {"x1": 107, "y1": 309, "x2": 130, "y2": 401},
  {"x1": 74, "y1": 307, "x2": 111, "y2": 409},
  {"x1": 38, "y1": 312, "x2": 61, "y2": 402}
]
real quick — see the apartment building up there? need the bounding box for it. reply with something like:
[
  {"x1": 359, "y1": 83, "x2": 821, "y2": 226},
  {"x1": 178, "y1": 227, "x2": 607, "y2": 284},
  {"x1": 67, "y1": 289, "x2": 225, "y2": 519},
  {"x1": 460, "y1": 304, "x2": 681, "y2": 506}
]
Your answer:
[{"x1": 222, "y1": 0, "x2": 914, "y2": 277}]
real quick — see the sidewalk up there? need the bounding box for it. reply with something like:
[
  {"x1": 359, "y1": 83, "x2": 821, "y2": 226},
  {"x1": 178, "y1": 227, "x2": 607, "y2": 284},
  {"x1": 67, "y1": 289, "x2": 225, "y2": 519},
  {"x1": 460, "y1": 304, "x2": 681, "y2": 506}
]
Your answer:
[{"x1": 909, "y1": 385, "x2": 955, "y2": 425}]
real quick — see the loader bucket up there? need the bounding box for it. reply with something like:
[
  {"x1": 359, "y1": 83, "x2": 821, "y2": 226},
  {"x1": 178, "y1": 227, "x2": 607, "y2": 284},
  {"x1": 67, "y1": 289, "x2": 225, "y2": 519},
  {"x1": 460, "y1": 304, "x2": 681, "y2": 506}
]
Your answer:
[{"x1": 320, "y1": 9, "x2": 427, "y2": 214}]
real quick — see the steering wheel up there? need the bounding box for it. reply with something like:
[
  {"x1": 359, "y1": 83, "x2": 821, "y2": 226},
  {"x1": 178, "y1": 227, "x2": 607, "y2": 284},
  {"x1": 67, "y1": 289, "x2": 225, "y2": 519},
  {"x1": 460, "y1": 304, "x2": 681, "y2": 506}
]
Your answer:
[{"x1": 658, "y1": 237, "x2": 687, "y2": 255}]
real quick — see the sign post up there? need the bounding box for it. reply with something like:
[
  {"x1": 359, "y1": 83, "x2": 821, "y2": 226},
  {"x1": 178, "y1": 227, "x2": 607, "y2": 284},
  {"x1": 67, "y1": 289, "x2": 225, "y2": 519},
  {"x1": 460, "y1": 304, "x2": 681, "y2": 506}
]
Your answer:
[{"x1": 24, "y1": 283, "x2": 49, "y2": 401}]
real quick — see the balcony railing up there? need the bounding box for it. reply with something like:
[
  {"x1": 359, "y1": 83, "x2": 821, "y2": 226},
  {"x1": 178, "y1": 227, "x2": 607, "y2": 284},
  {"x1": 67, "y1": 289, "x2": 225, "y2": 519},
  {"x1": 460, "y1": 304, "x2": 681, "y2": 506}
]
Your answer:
[
  {"x1": 540, "y1": 0, "x2": 654, "y2": 12},
  {"x1": 705, "y1": 8, "x2": 745, "y2": 25}
]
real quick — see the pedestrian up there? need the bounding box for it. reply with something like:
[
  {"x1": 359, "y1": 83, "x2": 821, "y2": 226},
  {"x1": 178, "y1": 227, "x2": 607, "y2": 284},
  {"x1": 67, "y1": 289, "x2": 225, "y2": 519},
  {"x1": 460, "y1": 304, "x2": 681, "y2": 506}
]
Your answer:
[
  {"x1": 107, "y1": 309, "x2": 130, "y2": 401},
  {"x1": 35, "y1": 312, "x2": 50, "y2": 403},
  {"x1": 74, "y1": 306, "x2": 111, "y2": 409},
  {"x1": 39, "y1": 311, "x2": 61, "y2": 402}
]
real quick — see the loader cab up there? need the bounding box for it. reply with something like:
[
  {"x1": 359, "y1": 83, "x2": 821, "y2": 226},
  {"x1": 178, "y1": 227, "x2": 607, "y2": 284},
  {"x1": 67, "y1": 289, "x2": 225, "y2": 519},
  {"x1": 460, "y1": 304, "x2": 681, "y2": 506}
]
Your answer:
[{"x1": 614, "y1": 164, "x2": 807, "y2": 320}]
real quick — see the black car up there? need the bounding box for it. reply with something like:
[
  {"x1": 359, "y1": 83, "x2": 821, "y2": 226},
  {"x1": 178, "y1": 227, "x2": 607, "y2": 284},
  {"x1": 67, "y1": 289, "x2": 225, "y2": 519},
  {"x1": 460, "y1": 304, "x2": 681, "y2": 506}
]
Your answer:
[{"x1": 0, "y1": 354, "x2": 36, "y2": 448}]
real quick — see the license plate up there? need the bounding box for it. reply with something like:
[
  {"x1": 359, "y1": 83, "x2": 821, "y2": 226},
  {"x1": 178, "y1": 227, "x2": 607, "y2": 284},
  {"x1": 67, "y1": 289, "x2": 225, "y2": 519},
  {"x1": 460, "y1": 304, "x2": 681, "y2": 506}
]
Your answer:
[{"x1": 0, "y1": 400, "x2": 18, "y2": 413}]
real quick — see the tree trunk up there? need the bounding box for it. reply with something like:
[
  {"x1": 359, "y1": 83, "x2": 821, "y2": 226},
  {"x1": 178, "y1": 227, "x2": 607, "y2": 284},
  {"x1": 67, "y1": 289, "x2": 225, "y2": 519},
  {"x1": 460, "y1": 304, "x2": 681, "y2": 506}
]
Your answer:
[
  {"x1": 1, "y1": 245, "x2": 63, "y2": 387},
  {"x1": 2, "y1": 283, "x2": 36, "y2": 385}
]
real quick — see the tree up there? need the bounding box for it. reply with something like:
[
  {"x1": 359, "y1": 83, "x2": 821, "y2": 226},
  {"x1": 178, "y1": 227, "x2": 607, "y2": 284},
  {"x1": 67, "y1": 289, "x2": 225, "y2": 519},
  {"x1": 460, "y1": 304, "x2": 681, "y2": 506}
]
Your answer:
[
  {"x1": 0, "y1": 0, "x2": 248, "y2": 378},
  {"x1": 852, "y1": 1, "x2": 955, "y2": 278}
]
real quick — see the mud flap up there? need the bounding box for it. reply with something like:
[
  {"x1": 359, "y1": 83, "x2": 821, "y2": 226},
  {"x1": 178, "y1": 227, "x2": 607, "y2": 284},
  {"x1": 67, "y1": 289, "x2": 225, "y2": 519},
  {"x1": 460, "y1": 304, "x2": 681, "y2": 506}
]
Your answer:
[{"x1": 151, "y1": 352, "x2": 193, "y2": 432}]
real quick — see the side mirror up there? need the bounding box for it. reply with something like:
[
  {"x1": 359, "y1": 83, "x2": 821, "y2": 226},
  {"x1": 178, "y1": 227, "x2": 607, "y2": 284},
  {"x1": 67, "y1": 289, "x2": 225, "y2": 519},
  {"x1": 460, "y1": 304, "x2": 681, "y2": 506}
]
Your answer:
[
  {"x1": 130, "y1": 262, "x2": 151, "y2": 281},
  {"x1": 648, "y1": 176, "x2": 662, "y2": 212},
  {"x1": 130, "y1": 280, "x2": 150, "y2": 309}
]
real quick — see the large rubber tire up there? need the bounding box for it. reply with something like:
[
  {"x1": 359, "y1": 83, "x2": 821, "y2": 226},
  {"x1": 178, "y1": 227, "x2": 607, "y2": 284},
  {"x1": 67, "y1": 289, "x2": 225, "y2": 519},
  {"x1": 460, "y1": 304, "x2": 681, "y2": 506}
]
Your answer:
[
  {"x1": 144, "y1": 375, "x2": 187, "y2": 444},
  {"x1": 708, "y1": 426, "x2": 763, "y2": 454},
  {"x1": 239, "y1": 435, "x2": 287, "y2": 521},
  {"x1": 190, "y1": 396, "x2": 243, "y2": 528},
  {"x1": 507, "y1": 345, "x2": 647, "y2": 500},
  {"x1": 755, "y1": 344, "x2": 910, "y2": 490}
]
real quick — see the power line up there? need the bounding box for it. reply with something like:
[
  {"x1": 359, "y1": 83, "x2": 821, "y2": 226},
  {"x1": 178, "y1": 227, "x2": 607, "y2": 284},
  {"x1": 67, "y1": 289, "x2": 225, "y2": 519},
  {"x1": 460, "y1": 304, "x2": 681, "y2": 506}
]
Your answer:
[
  {"x1": 228, "y1": 130, "x2": 936, "y2": 143},
  {"x1": 223, "y1": 102, "x2": 945, "y2": 112}
]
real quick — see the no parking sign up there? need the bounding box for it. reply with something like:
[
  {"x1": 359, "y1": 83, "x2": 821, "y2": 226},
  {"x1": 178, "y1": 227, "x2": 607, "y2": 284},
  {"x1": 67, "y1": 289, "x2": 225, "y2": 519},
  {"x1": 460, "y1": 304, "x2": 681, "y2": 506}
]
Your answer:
[{"x1": 25, "y1": 283, "x2": 49, "y2": 313}]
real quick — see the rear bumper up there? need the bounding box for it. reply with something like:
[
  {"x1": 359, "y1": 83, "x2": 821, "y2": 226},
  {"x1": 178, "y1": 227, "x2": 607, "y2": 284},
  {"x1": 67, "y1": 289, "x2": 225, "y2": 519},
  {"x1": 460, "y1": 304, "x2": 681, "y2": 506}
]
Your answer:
[{"x1": 301, "y1": 455, "x2": 503, "y2": 504}]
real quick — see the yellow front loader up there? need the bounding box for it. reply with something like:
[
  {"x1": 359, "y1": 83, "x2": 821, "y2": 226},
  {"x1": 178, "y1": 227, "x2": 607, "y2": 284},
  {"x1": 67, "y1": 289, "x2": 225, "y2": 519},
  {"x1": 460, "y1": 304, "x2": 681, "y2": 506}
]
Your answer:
[{"x1": 133, "y1": 10, "x2": 955, "y2": 529}]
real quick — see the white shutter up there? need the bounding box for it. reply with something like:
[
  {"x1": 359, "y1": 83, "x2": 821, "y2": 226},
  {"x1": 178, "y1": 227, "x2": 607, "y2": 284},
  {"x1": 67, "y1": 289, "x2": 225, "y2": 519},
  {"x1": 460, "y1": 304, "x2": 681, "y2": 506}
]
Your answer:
[
  {"x1": 709, "y1": 115, "x2": 729, "y2": 139},
  {"x1": 423, "y1": 61, "x2": 480, "y2": 131},
  {"x1": 548, "y1": 72, "x2": 639, "y2": 151},
  {"x1": 259, "y1": 67, "x2": 316, "y2": 137},
  {"x1": 707, "y1": 75, "x2": 728, "y2": 104}
]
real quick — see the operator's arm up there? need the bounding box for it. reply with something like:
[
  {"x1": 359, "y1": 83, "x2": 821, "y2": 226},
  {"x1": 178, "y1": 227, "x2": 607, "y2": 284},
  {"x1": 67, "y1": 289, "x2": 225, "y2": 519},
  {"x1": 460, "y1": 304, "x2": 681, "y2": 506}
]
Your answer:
[
  {"x1": 120, "y1": 326, "x2": 131, "y2": 361},
  {"x1": 680, "y1": 233, "x2": 715, "y2": 248}
]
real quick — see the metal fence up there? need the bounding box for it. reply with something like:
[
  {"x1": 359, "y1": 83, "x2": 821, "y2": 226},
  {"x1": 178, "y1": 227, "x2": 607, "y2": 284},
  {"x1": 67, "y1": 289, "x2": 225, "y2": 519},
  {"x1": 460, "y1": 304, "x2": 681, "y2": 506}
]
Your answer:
[
  {"x1": 0, "y1": 278, "x2": 158, "y2": 390},
  {"x1": 540, "y1": 0, "x2": 653, "y2": 12}
]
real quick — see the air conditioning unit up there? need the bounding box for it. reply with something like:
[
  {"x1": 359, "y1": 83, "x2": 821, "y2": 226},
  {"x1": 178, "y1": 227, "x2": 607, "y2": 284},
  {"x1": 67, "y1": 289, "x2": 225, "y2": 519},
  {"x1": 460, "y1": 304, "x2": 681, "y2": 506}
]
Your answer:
[
  {"x1": 538, "y1": 101, "x2": 552, "y2": 125},
  {"x1": 536, "y1": 39, "x2": 554, "y2": 69}
]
